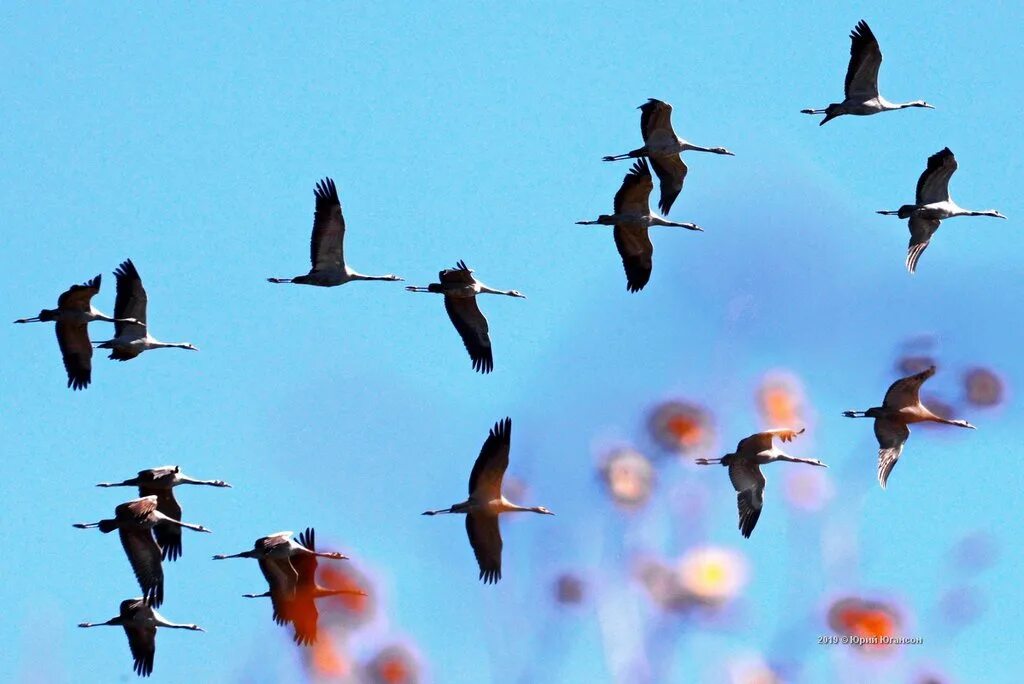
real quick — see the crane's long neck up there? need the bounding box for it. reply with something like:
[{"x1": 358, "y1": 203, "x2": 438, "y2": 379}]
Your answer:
[
  {"x1": 922, "y1": 411, "x2": 975, "y2": 429},
  {"x1": 350, "y1": 273, "x2": 403, "y2": 282},
  {"x1": 159, "y1": 516, "x2": 210, "y2": 533},
  {"x1": 478, "y1": 285, "x2": 516, "y2": 296},
  {"x1": 957, "y1": 209, "x2": 1005, "y2": 218},
  {"x1": 498, "y1": 502, "x2": 549, "y2": 514},
  {"x1": 179, "y1": 476, "x2": 231, "y2": 487},
  {"x1": 313, "y1": 588, "x2": 367, "y2": 598},
  {"x1": 151, "y1": 612, "x2": 203, "y2": 630},
  {"x1": 151, "y1": 341, "x2": 197, "y2": 351},
  {"x1": 776, "y1": 454, "x2": 827, "y2": 466},
  {"x1": 649, "y1": 216, "x2": 702, "y2": 230},
  {"x1": 680, "y1": 142, "x2": 733, "y2": 156}
]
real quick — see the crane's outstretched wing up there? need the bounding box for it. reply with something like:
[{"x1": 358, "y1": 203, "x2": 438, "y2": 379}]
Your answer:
[
  {"x1": 883, "y1": 365, "x2": 935, "y2": 408},
  {"x1": 906, "y1": 215, "x2": 940, "y2": 273},
  {"x1": 290, "y1": 527, "x2": 320, "y2": 645},
  {"x1": 123, "y1": 619, "x2": 157, "y2": 677},
  {"x1": 845, "y1": 20, "x2": 882, "y2": 100},
  {"x1": 613, "y1": 225, "x2": 654, "y2": 293},
  {"x1": 258, "y1": 557, "x2": 299, "y2": 625},
  {"x1": 141, "y1": 487, "x2": 183, "y2": 561},
  {"x1": 874, "y1": 418, "x2": 910, "y2": 488},
  {"x1": 57, "y1": 274, "x2": 101, "y2": 311},
  {"x1": 55, "y1": 320, "x2": 92, "y2": 390},
  {"x1": 737, "y1": 428, "x2": 805, "y2": 455},
  {"x1": 638, "y1": 99, "x2": 676, "y2": 147},
  {"x1": 444, "y1": 297, "x2": 493, "y2": 373},
  {"x1": 613, "y1": 159, "x2": 654, "y2": 216},
  {"x1": 310, "y1": 177, "x2": 346, "y2": 272},
  {"x1": 468, "y1": 417, "x2": 511, "y2": 499},
  {"x1": 466, "y1": 512, "x2": 503, "y2": 584},
  {"x1": 120, "y1": 528, "x2": 164, "y2": 608},
  {"x1": 111, "y1": 259, "x2": 148, "y2": 344},
  {"x1": 648, "y1": 154, "x2": 687, "y2": 215},
  {"x1": 915, "y1": 148, "x2": 957, "y2": 205},
  {"x1": 728, "y1": 460, "x2": 766, "y2": 538}
]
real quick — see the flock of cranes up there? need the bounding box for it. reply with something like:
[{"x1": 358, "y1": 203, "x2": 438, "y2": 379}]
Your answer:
[{"x1": 11, "y1": 18, "x2": 1008, "y2": 678}]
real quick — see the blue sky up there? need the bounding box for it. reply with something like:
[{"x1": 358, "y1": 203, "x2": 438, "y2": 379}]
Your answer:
[{"x1": 2, "y1": 2, "x2": 1021, "y2": 682}]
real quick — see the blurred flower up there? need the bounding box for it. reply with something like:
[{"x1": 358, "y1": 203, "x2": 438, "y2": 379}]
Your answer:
[
  {"x1": 726, "y1": 653, "x2": 783, "y2": 684},
  {"x1": 895, "y1": 335, "x2": 937, "y2": 376},
  {"x1": 756, "y1": 372, "x2": 806, "y2": 428},
  {"x1": 678, "y1": 546, "x2": 749, "y2": 606},
  {"x1": 949, "y1": 531, "x2": 999, "y2": 573},
  {"x1": 938, "y1": 585, "x2": 986, "y2": 628},
  {"x1": 782, "y1": 466, "x2": 833, "y2": 512},
  {"x1": 636, "y1": 557, "x2": 691, "y2": 613},
  {"x1": 826, "y1": 596, "x2": 903, "y2": 653},
  {"x1": 553, "y1": 573, "x2": 585, "y2": 606},
  {"x1": 600, "y1": 448, "x2": 654, "y2": 509},
  {"x1": 648, "y1": 400, "x2": 713, "y2": 454},
  {"x1": 307, "y1": 636, "x2": 350, "y2": 679},
  {"x1": 896, "y1": 355, "x2": 937, "y2": 377},
  {"x1": 363, "y1": 644, "x2": 421, "y2": 684},
  {"x1": 317, "y1": 560, "x2": 377, "y2": 630},
  {"x1": 963, "y1": 367, "x2": 1005, "y2": 408}
]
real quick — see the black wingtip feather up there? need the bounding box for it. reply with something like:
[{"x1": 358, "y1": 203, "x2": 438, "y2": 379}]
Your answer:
[
  {"x1": 314, "y1": 177, "x2": 339, "y2": 205},
  {"x1": 113, "y1": 259, "x2": 139, "y2": 281}
]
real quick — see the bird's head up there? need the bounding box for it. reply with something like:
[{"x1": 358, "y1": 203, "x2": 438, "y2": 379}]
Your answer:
[
  {"x1": 535, "y1": 506, "x2": 555, "y2": 515},
  {"x1": 911, "y1": 101, "x2": 935, "y2": 109},
  {"x1": 183, "y1": 344, "x2": 199, "y2": 351},
  {"x1": 322, "y1": 551, "x2": 349, "y2": 560},
  {"x1": 809, "y1": 459, "x2": 828, "y2": 467},
  {"x1": 507, "y1": 290, "x2": 527, "y2": 299},
  {"x1": 713, "y1": 147, "x2": 735, "y2": 156}
]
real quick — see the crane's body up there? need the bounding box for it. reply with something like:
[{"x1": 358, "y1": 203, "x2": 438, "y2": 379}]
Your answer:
[
  {"x1": 603, "y1": 99, "x2": 733, "y2": 215},
  {"x1": 423, "y1": 418, "x2": 553, "y2": 584},
  {"x1": 578, "y1": 158, "x2": 702, "y2": 292},
  {"x1": 268, "y1": 177, "x2": 403, "y2": 287},
  {"x1": 79, "y1": 598, "x2": 203, "y2": 678},
  {"x1": 96, "y1": 466, "x2": 230, "y2": 561},
  {"x1": 876, "y1": 148, "x2": 1006, "y2": 272},
  {"x1": 843, "y1": 366, "x2": 975, "y2": 488},
  {"x1": 74, "y1": 496, "x2": 211, "y2": 606},
  {"x1": 93, "y1": 260, "x2": 198, "y2": 360},
  {"x1": 802, "y1": 20, "x2": 933, "y2": 125},
  {"x1": 406, "y1": 261, "x2": 525, "y2": 374},
  {"x1": 697, "y1": 429, "x2": 826, "y2": 538},
  {"x1": 15, "y1": 273, "x2": 143, "y2": 390}
]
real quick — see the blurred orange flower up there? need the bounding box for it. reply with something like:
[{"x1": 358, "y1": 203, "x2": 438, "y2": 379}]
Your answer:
[
  {"x1": 600, "y1": 448, "x2": 654, "y2": 509},
  {"x1": 648, "y1": 400, "x2": 713, "y2": 454},
  {"x1": 757, "y1": 372, "x2": 806, "y2": 428}
]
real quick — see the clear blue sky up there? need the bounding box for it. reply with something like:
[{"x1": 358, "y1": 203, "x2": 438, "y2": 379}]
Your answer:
[{"x1": 2, "y1": 2, "x2": 1021, "y2": 682}]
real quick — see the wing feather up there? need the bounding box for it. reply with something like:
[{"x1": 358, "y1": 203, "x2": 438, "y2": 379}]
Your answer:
[
  {"x1": 310, "y1": 178, "x2": 346, "y2": 272},
  {"x1": 444, "y1": 296, "x2": 493, "y2": 373},
  {"x1": 874, "y1": 418, "x2": 910, "y2": 488},
  {"x1": 845, "y1": 20, "x2": 882, "y2": 100},
  {"x1": 648, "y1": 154, "x2": 687, "y2": 215},
  {"x1": 466, "y1": 513, "x2": 503, "y2": 584},
  {"x1": 468, "y1": 417, "x2": 511, "y2": 499},
  {"x1": 613, "y1": 225, "x2": 653, "y2": 293}
]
